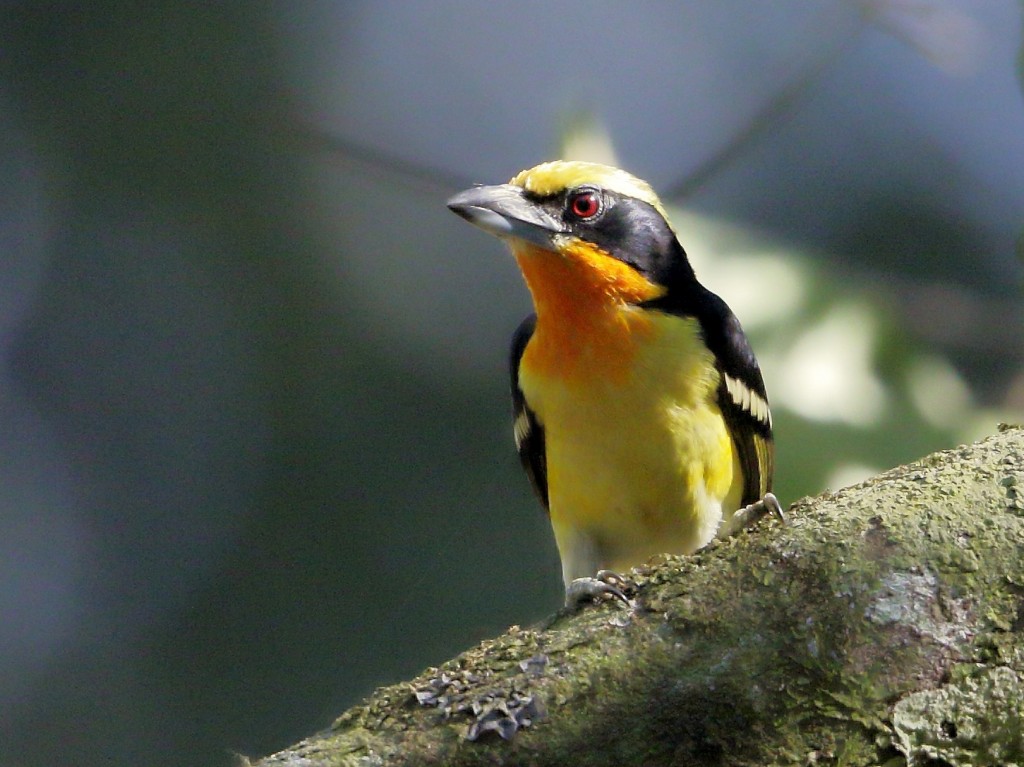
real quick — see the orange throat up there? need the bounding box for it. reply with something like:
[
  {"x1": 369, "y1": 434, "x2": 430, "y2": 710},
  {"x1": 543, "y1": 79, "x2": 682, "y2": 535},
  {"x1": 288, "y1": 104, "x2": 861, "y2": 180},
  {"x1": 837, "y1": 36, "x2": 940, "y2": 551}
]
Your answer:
[{"x1": 512, "y1": 239, "x2": 665, "y2": 381}]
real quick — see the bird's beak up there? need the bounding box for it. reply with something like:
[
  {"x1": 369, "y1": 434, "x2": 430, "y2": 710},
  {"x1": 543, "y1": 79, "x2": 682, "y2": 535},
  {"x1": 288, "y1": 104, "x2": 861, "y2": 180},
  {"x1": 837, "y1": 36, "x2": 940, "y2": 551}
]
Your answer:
[{"x1": 447, "y1": 184, "x2": 566, "y2": 249}]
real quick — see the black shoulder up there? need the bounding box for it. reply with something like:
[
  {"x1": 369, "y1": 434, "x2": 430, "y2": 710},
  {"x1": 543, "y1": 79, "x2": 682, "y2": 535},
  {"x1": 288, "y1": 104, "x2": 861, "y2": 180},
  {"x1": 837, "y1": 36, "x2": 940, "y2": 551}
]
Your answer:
[
  {"x1": 643, "y1": 283, "x2": 774, "y2": 505},
  {"x1": 509, "y1": 315, "x2": 549, "y2": 510}
]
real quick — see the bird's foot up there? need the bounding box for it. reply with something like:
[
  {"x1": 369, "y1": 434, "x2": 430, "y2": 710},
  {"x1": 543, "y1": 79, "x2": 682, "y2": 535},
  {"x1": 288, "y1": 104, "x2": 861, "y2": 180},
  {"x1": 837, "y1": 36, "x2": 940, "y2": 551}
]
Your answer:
[
  {"x1": 564, "y1": 569, "x2": 635, "y2": 610},
  {"x1": 731, "y1": 491, "x2": 785, "y2": 532}
]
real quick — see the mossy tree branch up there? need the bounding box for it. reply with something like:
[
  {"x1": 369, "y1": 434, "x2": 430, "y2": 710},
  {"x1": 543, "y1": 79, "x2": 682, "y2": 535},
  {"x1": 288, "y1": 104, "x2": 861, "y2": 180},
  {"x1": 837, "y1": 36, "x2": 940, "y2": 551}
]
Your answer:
[{"x1": 252, "y1": 426, "x2": 1024, "y2": 767}]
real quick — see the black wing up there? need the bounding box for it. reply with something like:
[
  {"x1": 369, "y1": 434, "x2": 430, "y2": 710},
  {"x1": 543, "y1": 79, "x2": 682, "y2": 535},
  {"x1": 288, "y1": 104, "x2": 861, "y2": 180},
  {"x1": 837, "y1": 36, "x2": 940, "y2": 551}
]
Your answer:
[
  {"x1": 643, "y1": 286, "x2": 774, "y2": 507},
  {"x1": 708, "y1": 307, "x2": 774, "y2": 506},
  {"x1": 509, "y1": 314, "x2": 549, "y2": 510}
]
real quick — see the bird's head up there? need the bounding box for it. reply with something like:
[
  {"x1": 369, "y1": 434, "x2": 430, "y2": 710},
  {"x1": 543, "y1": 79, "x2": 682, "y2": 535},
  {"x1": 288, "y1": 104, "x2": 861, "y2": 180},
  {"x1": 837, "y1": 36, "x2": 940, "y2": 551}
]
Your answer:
[{"x1": 447, "y1": 161, "x2": 696, "y2": 309}]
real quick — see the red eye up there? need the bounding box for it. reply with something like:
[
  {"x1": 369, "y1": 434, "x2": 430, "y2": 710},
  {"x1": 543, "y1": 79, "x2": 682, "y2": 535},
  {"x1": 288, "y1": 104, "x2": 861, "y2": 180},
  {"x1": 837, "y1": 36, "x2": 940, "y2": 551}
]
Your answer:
[{"x1": 568, "y1": 190, "x2": 601, "y2": 219}]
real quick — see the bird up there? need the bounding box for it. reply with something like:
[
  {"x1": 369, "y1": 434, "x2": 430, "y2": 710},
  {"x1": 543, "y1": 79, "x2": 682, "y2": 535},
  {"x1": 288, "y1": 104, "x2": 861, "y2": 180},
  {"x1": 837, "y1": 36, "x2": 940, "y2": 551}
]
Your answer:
[{"x1": 447, "y1": 161, "x2": 779, "y2": 606}]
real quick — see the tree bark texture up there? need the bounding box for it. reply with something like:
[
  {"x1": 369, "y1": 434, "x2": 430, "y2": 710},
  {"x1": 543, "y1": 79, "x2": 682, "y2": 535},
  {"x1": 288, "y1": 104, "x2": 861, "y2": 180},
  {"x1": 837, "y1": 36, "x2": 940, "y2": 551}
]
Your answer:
[{"x1": 252, "y1": 425, "x2": 1024, "y2": 767}]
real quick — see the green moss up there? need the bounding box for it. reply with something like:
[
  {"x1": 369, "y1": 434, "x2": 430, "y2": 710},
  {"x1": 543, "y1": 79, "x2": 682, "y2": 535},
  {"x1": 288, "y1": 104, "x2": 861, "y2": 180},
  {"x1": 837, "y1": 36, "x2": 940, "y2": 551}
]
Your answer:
[
  {"x1": 255, "y1": 428, "x2": 1024, "y2": 767},
  {"x1": 892, "y1": 665, "x2": 1024, "y2": 765}
]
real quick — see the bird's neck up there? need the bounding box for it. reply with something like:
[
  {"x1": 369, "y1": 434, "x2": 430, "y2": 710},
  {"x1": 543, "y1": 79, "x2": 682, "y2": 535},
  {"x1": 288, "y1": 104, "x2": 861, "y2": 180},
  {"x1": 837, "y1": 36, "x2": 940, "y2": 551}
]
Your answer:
[{"x1": 512, "y1": 241, "x2": 664, "y2": 382}]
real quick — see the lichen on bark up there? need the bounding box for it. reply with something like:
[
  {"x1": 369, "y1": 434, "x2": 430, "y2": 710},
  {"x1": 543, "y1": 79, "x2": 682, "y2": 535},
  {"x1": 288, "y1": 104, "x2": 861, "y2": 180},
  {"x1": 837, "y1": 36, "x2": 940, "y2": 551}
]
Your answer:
[{"x1": 252, "y1": 426, "x2": 1024, "y2": 767}]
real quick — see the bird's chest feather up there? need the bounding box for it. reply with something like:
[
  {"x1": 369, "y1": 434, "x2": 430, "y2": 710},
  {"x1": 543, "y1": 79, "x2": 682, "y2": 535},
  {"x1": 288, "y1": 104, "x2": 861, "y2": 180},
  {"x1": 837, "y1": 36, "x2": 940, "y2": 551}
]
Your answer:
[
  {"x1": 510, "y1": 240, "x2": 743, "y2": 573},
  {"x1": 519, "y1": 306, "x2": 724, "y2": 469},
  {"x1": 519, "y1": 301, "x2": 738, "y2": 547}
]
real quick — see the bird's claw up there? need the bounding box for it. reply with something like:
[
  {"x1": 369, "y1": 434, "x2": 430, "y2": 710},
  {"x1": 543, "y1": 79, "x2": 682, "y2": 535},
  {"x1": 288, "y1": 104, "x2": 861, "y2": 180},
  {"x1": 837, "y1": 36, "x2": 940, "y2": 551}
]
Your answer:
[
  {"x1": 731, "y1": 491, "x2": 785, "y2": 531},
  {"x1": 564, "y1": 569, "x2": 635, "y2": 610}
]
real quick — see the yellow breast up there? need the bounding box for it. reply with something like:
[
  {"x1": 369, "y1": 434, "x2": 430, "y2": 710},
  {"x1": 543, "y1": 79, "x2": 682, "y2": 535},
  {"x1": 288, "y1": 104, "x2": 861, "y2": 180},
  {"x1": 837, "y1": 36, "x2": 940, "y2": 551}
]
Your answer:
[{"x1": 513, "y1": 241, "x2": 742, "y2": 582}]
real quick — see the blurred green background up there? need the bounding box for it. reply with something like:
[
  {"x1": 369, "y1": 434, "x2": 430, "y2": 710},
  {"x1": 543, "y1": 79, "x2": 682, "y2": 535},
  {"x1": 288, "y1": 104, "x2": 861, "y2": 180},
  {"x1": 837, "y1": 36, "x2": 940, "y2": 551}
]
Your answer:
[{"x1": 0, "y1": 2, "x2": 1022, "y2": 766}]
